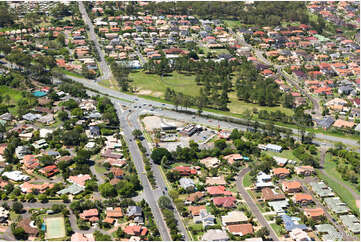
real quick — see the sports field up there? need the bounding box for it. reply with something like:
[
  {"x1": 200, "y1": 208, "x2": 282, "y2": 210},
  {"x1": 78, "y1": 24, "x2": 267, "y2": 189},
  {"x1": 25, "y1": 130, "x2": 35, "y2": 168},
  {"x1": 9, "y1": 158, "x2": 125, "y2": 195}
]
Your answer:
[{"x1": 45, "y1": 216, "x2": 66, "y2": 240}]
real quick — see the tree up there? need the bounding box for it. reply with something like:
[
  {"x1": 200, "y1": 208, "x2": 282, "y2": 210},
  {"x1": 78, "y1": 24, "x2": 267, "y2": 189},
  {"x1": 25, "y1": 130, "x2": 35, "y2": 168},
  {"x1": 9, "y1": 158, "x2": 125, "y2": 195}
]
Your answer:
[
  {"x1": 94, "y1": 230, "x2": 112, "y2": 241},
  {"x1": 113, "y1": 227, "x2": 125, "y2": 239},
  {"x1": 214, "y1": 139, "x2": 227, "y2": 150},
  {"x1": 99, "y1": 183, "x2": 117, "y2": 198},
  {"x1": 151, "y1": 148, "x2": 171, "y2": 164},
  {"x1": 38, "y1": 194, "x2": 48, "y2": 203},
  {"x1": 158, "y1": 196, "x2": 173, "y2": 210},
  {"x1": 132, "y1": 129, "x2": 143, "y2": 139},
  {"x1": 57, "y1": 110, "x2": 68, "y2": 121},
  {"x1": 11, "y1": 226, "x2": 28, "y2": 240},
  {"x1": 12, "y1": 201, "x2": 23, "y2": 214},
  {"x1": 255, "y1": 227, "x2": 269, "y2": 239}
]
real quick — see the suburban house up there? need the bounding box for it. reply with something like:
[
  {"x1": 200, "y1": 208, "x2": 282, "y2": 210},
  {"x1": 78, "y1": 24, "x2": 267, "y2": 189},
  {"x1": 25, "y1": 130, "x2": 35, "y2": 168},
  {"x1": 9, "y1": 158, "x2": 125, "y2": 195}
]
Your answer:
[
  {"x1": 295, "y1": 166, "x2": 314, "y2": 176},
  {"x1": 174, "y1": 166, "x2": 197, "y2": 176},
  {"x1": 188, "y1": 205, "x2": 206, "y2": 217},
  {"x1": 213, "y1": 196, "x2": 236, "y2": 208},
  {"x1": 39, "y1": 165, "x2": 59, "y2": 177},
  {"x1": 193, "y1": 209, "x2": 216, "y2": 228},
  {"x1": 255, "y1": 171, "x2": 274, "y2": 190},
  {"x1": 202, "y1": 229, "x2": 229, "y2": 241},
  {"x1": 221, "y1": 211, "x2": 248, "y2": 226},
  {"x1": 304, "y1": 208, "x2": 325, "y2": 220},
  {"x1": 179, "y1": 177, "x2": 196, "y2": 191},
  {"x1": 200, "y1": 157, "x2": 220, "y2": 168},
  {"x1": 261, "y1": 188, "x2": 286, "y2": 201},
  {"x1": 79, "y1": 208, "x2": 99, "y2": 223},
  {"x1": 281, "y1": 181, "x2": 302, "y2": 193},
  {"x1": 206, "y1": 176, "x2": 227, "y2": 186},
  {"x1": 207, "y1": 186, "x2": 232, "y2": 196},
  {"x1": 185, "y1": 192, "x2": 204, "y2": 205},
  {"x1": 223, "y1": 154, "x2": 243, "y2": 165},
  {"x1": 226, "y1": 224, "x2": 254, "y2": 236},
  {"x1": 124, "y1": 225, "x2": 148, "y2": 236},
  {"x1": 272, "y1": 168, "x2": 290, "y2": 179},
  {"x1": 294, "y1": 193, "x2": 314, "y2": 206},
  {"x1": 19, "y1": 217, "x2": 39, "y2": 237}
]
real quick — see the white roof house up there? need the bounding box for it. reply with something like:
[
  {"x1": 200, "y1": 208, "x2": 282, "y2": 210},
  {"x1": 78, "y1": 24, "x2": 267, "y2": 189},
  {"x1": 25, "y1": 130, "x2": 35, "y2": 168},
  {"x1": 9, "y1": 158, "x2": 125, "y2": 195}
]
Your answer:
[{"x1": 2, "y1": 171, "x2": 30, "y2": 182}]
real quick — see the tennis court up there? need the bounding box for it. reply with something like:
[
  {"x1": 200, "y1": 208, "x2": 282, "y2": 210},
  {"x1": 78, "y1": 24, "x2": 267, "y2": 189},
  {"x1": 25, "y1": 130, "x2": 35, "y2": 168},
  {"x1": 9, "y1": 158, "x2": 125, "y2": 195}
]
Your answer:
[{"x1": 44, "y1": 216, "x2": 66, "y2": 240}]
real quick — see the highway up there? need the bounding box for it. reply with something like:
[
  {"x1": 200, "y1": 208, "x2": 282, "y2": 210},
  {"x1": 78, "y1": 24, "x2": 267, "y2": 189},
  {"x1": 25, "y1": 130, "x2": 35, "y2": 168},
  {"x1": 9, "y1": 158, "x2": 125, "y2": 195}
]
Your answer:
[{"x1": 66, "y1": 74, "x2": 359, "y2": 151}]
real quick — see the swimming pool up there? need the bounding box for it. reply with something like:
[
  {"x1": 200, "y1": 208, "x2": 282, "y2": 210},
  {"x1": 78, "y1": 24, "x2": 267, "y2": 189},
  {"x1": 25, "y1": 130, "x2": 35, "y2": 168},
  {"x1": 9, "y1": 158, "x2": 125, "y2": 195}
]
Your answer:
[{"x1": 33, "y1": 91, "x2": 47, "y2": 97}]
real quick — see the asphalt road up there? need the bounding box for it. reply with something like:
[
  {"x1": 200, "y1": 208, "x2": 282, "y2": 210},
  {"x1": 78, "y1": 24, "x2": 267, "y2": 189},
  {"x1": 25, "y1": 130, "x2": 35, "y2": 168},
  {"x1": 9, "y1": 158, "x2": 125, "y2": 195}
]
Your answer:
[
  {"x1": 65, "y1": 74, "x2": 360, "y2": 151},
  {"x1": 114, "y1": 103, "x2": 172, "y2": 241},
  {"x1": 127, "y1": 108, "x2": 191, "y2": 241},
  {"x1": 78, "y1": 2, "x2": 113, "y2": 81},
  {"x1": 236, "y1": 167, "x2": 279, "y2": 241}
]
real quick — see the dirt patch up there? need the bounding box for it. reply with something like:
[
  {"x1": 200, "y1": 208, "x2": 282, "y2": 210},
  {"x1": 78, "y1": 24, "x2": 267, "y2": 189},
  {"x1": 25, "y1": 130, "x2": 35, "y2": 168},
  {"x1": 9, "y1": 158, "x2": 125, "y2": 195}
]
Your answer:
[
  {"x1": 153, "y1": 91, "x2": 163, "y2": 97},
  {"x1": 137, "y1": 90, "x2": 152, "y2": 95}
]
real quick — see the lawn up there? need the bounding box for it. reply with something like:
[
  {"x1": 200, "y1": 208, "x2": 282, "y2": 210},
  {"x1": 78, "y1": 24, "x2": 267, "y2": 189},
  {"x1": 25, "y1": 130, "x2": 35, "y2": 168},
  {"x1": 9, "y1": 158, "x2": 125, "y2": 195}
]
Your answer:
[
  {"x1": 323, "y1": 153, "x2": 359, "y2": 195},
  {"x1": 270, "y1": 223, "x2": 283, "y2": 236},
  {"x1": 61, "y1": 69, "x2": 85, "y2": 79},
  {"x1": 94, "y1": 163, "x2": 107, "y2": 175},
  {"x1": 316, "y1": 170, "x2": 359, "y2": 216},
  {"x1": 130, "y1": 70, "x2": 200, "y2": 97},
  {"x1": 242, "y1": 171, "x2": 252, "y2": 188},
  {"x1": 0, "y1": 86, "x2": 23, "y2": 105},
  {"x1": 223, "y1": 20, "x2": 243, "y2": 29},
  {"x1": 263, "y1": 150, "x2": 300, "y2": 162}
]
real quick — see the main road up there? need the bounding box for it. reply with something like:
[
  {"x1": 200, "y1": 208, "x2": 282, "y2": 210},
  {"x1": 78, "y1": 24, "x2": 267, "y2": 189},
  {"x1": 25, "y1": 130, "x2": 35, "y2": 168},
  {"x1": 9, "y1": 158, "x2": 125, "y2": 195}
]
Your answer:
[
  {"x1": 114, "y1": 104, "x2": 172, "y2": 241},
  {"x1": 78, "y1": 2, "x2": 113, "y2": 81},
  {"x1": 126, "y1": 107, "x2": 191, "y2": 240}
]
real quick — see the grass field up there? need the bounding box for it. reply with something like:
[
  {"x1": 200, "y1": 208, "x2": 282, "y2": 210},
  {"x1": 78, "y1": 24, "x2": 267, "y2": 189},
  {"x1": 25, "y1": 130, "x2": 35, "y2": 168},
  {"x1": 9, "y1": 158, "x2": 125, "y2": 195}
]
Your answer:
[
  {"x1": 316, "y1": 170, "x2": 359, "y2": 216},
  {"x1": 129, "y1": 70, "x2": 294, "y2": 116},
  {"x1": 130, "y1": 70, "x2": 200, "y2": 97},
  {"x1": 323, "y1": 153, "x2": 359, "y2": 195},
  {"x1": 45, "y1": 216, "x2": 66, "y2": 240}
]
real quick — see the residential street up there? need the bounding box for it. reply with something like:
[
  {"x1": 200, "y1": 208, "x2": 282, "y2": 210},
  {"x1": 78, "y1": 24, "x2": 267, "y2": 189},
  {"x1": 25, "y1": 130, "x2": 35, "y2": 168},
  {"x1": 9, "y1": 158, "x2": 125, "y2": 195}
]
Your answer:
[
  {"x1": 236, "y1": 167, "x2": 279, "y2": 241},
  {"x1": 231, "y1": 29, "x2": 322, "y2": 117},
  {"x1": 297, "y1": 177, "x2": 355, "y2": 241}
]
